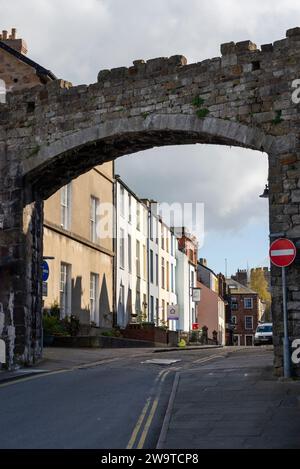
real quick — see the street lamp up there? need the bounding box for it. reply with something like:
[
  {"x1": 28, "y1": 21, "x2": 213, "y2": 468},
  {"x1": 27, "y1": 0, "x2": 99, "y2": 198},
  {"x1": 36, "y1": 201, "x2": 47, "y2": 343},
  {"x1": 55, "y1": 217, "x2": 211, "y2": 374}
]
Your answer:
[{"x1": 259, "y1": 184, "x2": 269, "y2": 199}]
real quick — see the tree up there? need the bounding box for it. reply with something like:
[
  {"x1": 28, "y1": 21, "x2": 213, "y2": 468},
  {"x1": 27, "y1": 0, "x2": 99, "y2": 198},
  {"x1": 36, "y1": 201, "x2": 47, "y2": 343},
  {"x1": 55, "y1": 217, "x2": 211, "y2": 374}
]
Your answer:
[{"x1": 250, "y1": 269, "x2": 271, "y2": 321}]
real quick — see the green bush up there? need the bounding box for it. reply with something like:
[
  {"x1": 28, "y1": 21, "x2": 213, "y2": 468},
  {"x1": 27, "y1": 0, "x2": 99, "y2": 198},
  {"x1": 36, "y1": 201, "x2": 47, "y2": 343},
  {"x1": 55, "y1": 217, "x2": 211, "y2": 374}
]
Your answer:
[{"x1": 43, "y1": 314, "x2": 69, "y2": 337}]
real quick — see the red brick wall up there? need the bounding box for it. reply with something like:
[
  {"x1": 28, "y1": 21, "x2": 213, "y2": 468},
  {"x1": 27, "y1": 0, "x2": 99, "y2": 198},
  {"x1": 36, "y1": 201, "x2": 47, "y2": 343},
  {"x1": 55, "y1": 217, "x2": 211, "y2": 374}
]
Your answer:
[{"x1": 231, "y1": 293, "x2": 259, "y2": 346}]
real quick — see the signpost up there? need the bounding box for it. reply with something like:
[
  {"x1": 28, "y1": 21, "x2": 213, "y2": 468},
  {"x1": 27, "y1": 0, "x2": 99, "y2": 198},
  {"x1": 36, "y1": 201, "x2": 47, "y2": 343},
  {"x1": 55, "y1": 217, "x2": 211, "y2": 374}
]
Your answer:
[
  {"x1": 167, "y1": 305, "x2": 179, "y2": 321},
  {"x1": 270, "y1": 238, "x2": 297, "y2": 378},
  {"x1": 192, "y1": 288, "x2": 201, "y2": 303}
]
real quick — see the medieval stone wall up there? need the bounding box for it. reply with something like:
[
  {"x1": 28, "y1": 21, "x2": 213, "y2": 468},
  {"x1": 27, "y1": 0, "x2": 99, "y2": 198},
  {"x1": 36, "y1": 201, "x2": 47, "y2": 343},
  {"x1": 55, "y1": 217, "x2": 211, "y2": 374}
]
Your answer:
[{"x1": 0, "y1": 28, "x2": 299, "y2": 373}]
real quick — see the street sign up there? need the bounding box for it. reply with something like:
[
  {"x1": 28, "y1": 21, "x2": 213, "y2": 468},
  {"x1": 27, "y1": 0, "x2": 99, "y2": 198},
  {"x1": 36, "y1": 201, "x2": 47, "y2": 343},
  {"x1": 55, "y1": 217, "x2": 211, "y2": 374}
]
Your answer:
[
  {"x1": 192, "y1": 288, "x2": 201, "y2": 303},
  {"x1": 269, "y1": 238, "x2": 297, "y2": 379},
  {"x1": 42, "y1": 282, "x2": 48, "y2": 297},
  {"x1": 270, "y1": 238, "x2": 297, "y2": 268},
  {"x1": 192, "y1": 323, "x2": 200, "y2": 331},
  {"x1": 42, "y1": 261, "x2": 50, "y2": 282},
  {"x1": 167, "y1": 305, "x2": 179, "y2": 321}
]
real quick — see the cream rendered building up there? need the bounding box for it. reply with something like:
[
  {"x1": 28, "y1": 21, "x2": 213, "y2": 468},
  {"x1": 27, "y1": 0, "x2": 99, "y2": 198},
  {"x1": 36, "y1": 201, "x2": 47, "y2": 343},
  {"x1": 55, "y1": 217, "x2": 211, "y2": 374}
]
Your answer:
[{"x1": 43, "y1": 163, "x2": 114, "y2": 328}]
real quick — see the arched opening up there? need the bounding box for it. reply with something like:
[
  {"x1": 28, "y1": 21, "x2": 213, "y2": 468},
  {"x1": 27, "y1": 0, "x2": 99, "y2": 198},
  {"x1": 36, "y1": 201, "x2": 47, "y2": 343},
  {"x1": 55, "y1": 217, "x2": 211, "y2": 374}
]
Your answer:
[{"x1": 30, "y1": 120, "x2": 272, "y2": 362}]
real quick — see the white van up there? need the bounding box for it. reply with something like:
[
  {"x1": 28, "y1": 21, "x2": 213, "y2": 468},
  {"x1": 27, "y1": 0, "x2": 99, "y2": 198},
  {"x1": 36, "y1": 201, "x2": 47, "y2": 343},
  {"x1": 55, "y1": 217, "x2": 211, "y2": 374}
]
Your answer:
[{"x1": 254, "y1": 323, "x2": 273, "y2": 346}]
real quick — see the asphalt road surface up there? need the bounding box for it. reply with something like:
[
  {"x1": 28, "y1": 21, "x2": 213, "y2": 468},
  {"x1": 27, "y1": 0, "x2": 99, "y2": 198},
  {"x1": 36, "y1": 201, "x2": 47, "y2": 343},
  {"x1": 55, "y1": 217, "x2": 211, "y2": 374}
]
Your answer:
[{"x1": 0, "y1": 347, "x2": 228, "y2": 449}]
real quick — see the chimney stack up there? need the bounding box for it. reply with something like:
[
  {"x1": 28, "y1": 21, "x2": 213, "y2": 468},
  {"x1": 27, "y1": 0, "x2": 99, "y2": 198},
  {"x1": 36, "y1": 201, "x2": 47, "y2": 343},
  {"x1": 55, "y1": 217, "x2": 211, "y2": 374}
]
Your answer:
[{"x1": 0, "y1": 28, "x2": 28, "y2": 55}]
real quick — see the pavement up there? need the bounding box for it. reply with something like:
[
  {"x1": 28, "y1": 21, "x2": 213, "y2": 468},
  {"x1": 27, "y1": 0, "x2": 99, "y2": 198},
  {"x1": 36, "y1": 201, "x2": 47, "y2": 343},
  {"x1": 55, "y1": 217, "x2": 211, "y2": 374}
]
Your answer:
[{"x1": 157, "y1": 347, "x2": 300, "y2": 449}]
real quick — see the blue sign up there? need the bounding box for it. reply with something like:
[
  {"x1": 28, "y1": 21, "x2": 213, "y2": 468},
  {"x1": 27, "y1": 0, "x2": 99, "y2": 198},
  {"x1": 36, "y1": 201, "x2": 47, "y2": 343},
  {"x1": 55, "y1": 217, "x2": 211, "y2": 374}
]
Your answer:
[{"x1": 42, "y1": 261, "x2": 50, "y2": 282}]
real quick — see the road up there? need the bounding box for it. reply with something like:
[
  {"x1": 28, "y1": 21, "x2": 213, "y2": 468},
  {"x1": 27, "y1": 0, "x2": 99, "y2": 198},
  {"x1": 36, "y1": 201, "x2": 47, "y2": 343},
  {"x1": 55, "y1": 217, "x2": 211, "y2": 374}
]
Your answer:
[{"x1": 0, "y1": 347, "x2": 227, "y2": 449}]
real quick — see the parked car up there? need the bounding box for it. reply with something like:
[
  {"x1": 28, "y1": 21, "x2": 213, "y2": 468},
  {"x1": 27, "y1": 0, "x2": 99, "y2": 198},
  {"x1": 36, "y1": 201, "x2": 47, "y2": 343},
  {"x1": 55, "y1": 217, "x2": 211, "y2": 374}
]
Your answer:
[{"x1": 254, "y1": 323, "x2": 273, "y2": 346}]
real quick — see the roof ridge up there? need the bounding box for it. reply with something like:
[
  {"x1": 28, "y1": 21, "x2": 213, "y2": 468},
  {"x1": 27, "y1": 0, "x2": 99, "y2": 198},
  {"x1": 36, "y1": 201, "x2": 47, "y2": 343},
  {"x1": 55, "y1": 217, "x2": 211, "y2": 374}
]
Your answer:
[{"x1": 0, "y1": 40, "x2": 56, "y2": 80}]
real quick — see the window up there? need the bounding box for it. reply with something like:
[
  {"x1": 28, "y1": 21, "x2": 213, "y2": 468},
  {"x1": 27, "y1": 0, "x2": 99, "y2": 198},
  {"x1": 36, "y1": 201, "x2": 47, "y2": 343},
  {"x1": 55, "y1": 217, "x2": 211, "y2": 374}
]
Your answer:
[
  {"x1": 128, "y1": 234, "x2": 132, "y2": 273},
  {"x1": 119, "y1": 284, "x2": 125, "y2": 319},
  {"x1": 156, "y1": 254, "x2": 159, "y2": 286},
  {"x1": 150, "y1": 250, "x2": 154, "y2": 284},
  {"x1": 166, "y1": 236, "x2": 169, "y2": 253},
  {"x1": 144, "y1": 210, "x2": 148, "y2": 236},
  {"x1": 171, "y1": 235, "x2": 174, "y2": 256},
  {"x1": 136, "y1": 290, "x2": 141, "y2": 315},
  {"x1": 128, "y1": 194, "x2": 132, "y2": 223},
  {"x1": 90, "y1": 273, "x2": 99, "y2": 324},
  {"x1": 90, "y1": 196, "x2": 99, "y2": 243},
  {"x1": 143, "y1": 244, "x2": 147, "y2": 280},
  {"x1": 150, "y1": 215, "x2": 154, "y2": 241},
  {"x1": 120, "y1": 228, "x2": 125, "y2": 269},
  {"x1": 166, "y1": 261, "x2": 170, "y2": 291},
  {"x1": 171, "y1": 264, "x2": 174, "y2": 292},
  {"x1": 245, "y1": 316, "x2": 254, "y2": 330},
  {"x1": 156, "y1": 219, "x2": 159, "y2": 245},
  {"x1": 161, "y1": 227, "x2": 164, "y2": 250},
  {"x1": 244, "y1": 298, "x2": 253, "y2": 309},
  {"x1": 162, "y1": 300, "x2": 165, "y2": 322},
  {"x1": 191, "y1": 270, "x2": 194, "y2": 288},
  {"x1": 231, "y1": 298, "x2": 238, "y2": 310},
  {"x1": 161, "y1": 258, "x2": 165, "y2": 289},
  {"x1": 150, "y1": 296, "x2": 154, "y2": 323},
  {"x1": 136, "y1": 240, "x2": 140, "y2": 277},
  {"x1": 143, "y1": 293, "x2": 147, "y2": 316},
  {"x1": 156, "y1": 298, "x2": 159, "y2": 326},
  {"x1": 120, "y1": 186, "x2": 125, "y2": 218},
  {"x1": 60, "y1": 263, "x2": 71, "y2": 318},
  {"x1": 232, "y1": 315, "x2": 237, "y2": 325},
  {"x1": 61, "y1": 183, "x2": 71, "y2": 230},
  {"x1": 136, "y1": 203, "x2": 140, "y2": 230}
]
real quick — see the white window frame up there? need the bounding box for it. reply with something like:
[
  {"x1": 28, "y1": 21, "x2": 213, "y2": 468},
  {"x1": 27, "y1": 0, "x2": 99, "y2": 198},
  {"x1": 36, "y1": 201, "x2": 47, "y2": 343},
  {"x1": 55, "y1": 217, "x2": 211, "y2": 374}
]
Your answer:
[
  {"x1": 128, "y1": 234, "x2": 132, "y2": 273},
  {"x1": 90, "y1": 273, "x2": 99, "y2": 325},
  {"x1": 120, "y1": 186, "x2": 125, "y2": 218},
  {"x1": 245, "y1": 316, "x2": 254, "y2": 330},
  {"x1": 90, "y1": 196, "x2": 99, "y2": 243},
  {"x1": 136, "y1": 240, "x2": 140, "y2": 278},
  {"x1": 61, "y1": 183, "x2": 72, "y2": 230},
  {"x1": 128, "y1": 194, "x2": 132, "y2": 223},
  {"x1": 60, "y1": 263, "x2": 71, "y2": 318},
  {"x1": 120, "y1": 228, "x2": 125, "y2": 270},
  {"x1": 244, "y1": 298, "x2": 254, "y2": 309}
]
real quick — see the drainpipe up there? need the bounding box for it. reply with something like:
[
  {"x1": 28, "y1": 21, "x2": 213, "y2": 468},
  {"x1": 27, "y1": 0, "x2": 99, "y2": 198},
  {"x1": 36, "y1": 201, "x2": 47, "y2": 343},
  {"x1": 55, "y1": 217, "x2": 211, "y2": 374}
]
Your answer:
[
  {"x1": 112, "y1": 173, "x2": 117, "y2": 328},
  {"x1": 147, "y1": 207, "x2": 151, "y2": 322}
]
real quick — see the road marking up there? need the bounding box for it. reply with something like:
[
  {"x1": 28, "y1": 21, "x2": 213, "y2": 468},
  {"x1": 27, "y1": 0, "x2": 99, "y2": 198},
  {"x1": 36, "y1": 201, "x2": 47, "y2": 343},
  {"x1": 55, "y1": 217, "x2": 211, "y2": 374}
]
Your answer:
[
  {"x1": 126, "y1": 369, "x2": 170, "y2": 449},
  {"x1": 0, "y1": 357, "x2": 127, "y2": 389},
  {"x1": 137, "y1": 371, "x2": 170, "y2": 449},
  {"x1": 193, "y1": 353, "x2": 226, "y2": 364},
  {"x1": 126, "y1": 397, "x2": 152, "y2": 449},
  {"x1": 137, "y1": 399, "x2": 159, "y2": 449},
  {"x1": 0, "y1": 368, "x2": 72, "y2": 388}
]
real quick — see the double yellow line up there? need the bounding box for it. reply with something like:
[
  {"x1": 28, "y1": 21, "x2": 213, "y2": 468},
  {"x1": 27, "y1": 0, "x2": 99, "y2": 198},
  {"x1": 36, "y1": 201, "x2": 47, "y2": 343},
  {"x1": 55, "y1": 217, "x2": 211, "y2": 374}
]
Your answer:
[
  {"x1": 126, "y1": 369, "x2": 170, "y2": 449},
  {"x1": 192, "y1": 352, "x2": 227, "y2": 365}
]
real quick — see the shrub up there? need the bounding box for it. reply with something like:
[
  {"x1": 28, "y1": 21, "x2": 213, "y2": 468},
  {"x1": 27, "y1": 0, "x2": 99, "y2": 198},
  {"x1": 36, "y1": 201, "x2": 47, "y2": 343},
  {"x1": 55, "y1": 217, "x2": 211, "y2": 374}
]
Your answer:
[{"x1": 43, "y1": 314, "x2": 69, "y2": 337}]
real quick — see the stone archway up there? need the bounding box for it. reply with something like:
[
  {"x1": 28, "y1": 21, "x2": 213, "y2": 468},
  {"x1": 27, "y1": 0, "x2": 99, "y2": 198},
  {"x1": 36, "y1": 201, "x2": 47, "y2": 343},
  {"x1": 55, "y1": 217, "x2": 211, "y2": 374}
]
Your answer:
[{"x1": 0, "y1": 27, "x2": 300, "y2": 375}]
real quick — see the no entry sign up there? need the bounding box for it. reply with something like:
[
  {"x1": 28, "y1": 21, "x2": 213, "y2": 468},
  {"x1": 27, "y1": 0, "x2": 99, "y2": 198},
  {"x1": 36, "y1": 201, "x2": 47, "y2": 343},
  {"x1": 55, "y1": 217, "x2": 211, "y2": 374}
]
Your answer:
[{"x1": 270, "y1": 238, "x2": 297, "y2": 268}]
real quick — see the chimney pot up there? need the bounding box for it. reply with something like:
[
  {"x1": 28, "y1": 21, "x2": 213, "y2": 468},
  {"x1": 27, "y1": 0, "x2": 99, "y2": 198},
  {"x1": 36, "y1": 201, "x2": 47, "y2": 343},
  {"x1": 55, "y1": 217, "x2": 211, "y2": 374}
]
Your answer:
[
  {"x1": 2, "y1": 30, "x2": 8, "y2": 40},
  {"x1": 11, "y1": 28, "x2": 16, "y2": 40}
]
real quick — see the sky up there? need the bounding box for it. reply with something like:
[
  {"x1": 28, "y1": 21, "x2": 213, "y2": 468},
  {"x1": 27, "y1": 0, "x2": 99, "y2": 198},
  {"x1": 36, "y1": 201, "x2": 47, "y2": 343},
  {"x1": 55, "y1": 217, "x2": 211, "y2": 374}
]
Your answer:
[{"x1": 1, "y1": 0, "x2": 298, "y2": 275}]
